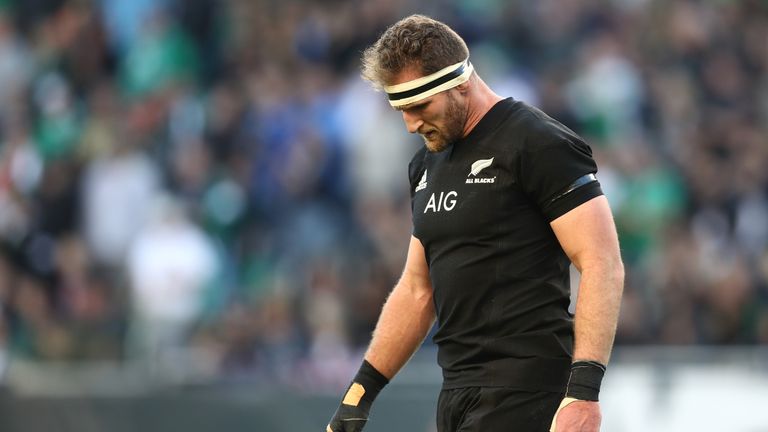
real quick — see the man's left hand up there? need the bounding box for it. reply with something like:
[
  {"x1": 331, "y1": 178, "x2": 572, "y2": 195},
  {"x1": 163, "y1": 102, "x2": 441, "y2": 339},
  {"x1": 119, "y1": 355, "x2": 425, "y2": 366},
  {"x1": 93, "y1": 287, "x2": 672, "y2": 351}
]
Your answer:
[{"x1": 550, "y1": 399, "x2": 601, "y2": 432}]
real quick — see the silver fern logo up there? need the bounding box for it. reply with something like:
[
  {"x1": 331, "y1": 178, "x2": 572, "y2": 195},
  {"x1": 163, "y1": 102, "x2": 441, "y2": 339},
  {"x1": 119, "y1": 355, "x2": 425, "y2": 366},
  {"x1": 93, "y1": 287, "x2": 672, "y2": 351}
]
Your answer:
[
  {"x1": 466, "y1": 157, "x2": 496, "y2": 184},
  {"x1": 469, "y1": 157, "x2": 494, "y2": 176}
]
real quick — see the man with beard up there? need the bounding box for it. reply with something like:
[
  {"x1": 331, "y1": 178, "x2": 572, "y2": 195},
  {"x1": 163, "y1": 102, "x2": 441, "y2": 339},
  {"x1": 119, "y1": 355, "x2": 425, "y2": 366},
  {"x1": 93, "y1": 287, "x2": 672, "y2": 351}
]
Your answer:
[{"x1": 326, "y1": 15, "x2": 624, "y2": 432}]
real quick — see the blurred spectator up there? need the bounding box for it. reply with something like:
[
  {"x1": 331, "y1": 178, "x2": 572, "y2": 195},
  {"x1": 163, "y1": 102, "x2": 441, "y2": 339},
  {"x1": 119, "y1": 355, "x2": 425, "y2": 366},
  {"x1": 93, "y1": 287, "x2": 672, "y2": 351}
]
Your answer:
[
  {"x1": 82, "y1": 139, "x2": 159, "y2": 267},
  {"x1": 0, "y1": 8, "x2": 32, "y2": 124},
  {"x1": 126, "y1": 195, "x2": 218, "y2": 372}
]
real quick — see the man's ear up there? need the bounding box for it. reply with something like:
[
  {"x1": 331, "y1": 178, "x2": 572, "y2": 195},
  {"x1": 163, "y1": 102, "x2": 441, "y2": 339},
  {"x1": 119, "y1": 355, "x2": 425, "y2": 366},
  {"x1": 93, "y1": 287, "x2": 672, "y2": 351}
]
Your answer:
[{"x1": 455, "y1": 79, "x2": 471, "y2": 94}]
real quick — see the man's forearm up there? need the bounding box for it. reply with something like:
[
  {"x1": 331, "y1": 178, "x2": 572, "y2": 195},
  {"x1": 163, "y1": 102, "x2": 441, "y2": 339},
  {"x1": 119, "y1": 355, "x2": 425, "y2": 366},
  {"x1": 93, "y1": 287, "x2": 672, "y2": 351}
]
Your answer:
[
  {"x1": 572, "y1": 262, "x2": 624, "y2": 365},
  {"x1": 364, "y1": 280, "x2": 436, "y2": 379}
]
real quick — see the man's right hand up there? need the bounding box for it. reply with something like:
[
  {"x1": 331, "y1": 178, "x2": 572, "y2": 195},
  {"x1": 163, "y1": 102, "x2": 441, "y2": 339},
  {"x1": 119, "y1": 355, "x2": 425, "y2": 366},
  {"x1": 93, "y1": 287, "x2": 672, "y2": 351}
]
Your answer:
[{"x1": 326, "y1": 401, "x2": 370, "y2": 432}]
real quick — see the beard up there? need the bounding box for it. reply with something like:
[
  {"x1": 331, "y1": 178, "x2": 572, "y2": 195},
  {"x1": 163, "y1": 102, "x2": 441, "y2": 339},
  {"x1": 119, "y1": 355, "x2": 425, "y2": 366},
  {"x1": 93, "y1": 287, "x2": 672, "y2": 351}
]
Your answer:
[{"x1": 421, "y1": 92, "x2": 467, "y2": 152}]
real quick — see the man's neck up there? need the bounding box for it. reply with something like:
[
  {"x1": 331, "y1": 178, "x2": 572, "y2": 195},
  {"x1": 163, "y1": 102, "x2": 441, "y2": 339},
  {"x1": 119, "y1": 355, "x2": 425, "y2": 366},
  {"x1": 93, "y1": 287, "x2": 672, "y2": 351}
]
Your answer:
[{"x1": 462, "y1": 79, "x2": 504, "y2": 138}]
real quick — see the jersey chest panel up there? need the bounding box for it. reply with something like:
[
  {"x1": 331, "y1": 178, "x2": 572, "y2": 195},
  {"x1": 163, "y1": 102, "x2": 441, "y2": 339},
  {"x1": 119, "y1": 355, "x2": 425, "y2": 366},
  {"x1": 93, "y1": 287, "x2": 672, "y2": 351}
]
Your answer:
[{"x1": 411, "y1": 150, "x2": 529, "y2": 250}]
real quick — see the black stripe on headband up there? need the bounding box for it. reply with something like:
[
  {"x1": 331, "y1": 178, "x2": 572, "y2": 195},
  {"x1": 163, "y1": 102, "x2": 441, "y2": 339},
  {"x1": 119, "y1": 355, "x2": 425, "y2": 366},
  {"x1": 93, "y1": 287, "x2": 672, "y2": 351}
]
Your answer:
[{"x1": 387, "y1": 62, "x2": 468, "y2": 102}]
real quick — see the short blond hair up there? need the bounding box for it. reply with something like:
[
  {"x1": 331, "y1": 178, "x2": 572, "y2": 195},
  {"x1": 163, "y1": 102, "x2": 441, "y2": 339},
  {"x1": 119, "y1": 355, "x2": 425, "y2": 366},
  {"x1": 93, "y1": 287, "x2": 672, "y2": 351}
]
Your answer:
[{"x1": 361, "y1": 15, "x2": 469, "y2": 90}]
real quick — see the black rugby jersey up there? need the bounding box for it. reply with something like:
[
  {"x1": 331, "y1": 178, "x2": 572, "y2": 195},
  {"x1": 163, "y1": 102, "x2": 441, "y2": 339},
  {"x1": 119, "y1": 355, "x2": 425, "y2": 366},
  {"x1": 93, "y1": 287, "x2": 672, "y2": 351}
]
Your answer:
[{"x1": 408, "y1": 98, "x2": 603, "y2": 391}]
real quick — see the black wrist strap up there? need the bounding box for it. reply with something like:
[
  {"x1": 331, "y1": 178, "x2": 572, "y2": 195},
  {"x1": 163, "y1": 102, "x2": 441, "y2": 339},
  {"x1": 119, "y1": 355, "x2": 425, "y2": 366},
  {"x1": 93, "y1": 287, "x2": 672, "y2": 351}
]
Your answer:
[
  {"x1": 344, "y1": 360, "x2": 389, "y2": 408},
  {"x1": 565, "y1": 360, "x2": 606, "y2": 402}
]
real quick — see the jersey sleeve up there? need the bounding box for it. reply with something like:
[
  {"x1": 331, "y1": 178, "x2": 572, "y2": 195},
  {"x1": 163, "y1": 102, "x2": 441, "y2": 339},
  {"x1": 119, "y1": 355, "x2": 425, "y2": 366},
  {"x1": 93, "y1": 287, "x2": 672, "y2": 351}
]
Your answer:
[{"x1": 517, "y1": 119, "x2": 603, "y2": 222}]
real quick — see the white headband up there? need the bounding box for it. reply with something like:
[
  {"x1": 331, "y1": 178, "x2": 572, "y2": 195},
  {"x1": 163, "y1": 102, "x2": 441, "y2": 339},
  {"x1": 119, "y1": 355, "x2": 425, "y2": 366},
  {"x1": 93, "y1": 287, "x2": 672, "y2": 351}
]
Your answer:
[{"x1": 384, "y1": 59, "x2": 473, "y2": 107}]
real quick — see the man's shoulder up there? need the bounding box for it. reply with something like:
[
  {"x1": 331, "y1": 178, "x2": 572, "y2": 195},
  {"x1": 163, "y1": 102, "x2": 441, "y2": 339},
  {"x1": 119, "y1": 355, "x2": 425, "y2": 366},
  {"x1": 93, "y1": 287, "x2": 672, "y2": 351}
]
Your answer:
[
  {"x1": 505, "y1": 102, "x2": 582, "y2": 144},
  {"x1": 476, "y1": 99, "x2": 563, "y2": 144},
  {"x1": 407, "y1": 146, "x2": 429, "y2": 183},
  {"x1": 479, "y1": 101, "x2": 589, "y2": 167},
  {"x1": 472, "y1": 100, "x2": 558, "y2": 153}
]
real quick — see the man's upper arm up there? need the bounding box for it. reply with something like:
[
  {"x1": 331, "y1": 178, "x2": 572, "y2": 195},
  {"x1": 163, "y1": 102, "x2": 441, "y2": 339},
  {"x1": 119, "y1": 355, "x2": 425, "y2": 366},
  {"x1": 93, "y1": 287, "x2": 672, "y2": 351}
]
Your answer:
[
  {"x1": 549, "y1": 195, "x2": 621, "y2": 272},
  {"x1": 400, "y1": 235, "x2": 433, "y2": 298}
]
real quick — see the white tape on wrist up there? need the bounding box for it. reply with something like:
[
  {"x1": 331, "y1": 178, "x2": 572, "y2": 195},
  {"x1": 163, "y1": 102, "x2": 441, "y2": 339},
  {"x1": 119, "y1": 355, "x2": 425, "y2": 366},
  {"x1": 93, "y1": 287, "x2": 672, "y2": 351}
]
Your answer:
[{"x1": 549, "y1": 397, "x2": 580, "y2": 432}]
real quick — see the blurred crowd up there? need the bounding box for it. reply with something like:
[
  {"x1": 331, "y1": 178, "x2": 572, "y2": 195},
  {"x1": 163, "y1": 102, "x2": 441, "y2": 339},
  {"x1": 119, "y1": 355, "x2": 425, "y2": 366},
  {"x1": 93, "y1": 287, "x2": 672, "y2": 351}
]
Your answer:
[{"x1": 0, "y1": 0, "x2": 765, "y2": 387}]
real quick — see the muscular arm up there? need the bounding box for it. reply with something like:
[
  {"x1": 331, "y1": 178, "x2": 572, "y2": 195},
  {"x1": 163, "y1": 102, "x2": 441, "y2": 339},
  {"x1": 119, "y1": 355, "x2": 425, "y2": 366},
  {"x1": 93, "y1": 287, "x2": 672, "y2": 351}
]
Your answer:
[
  {"x1": 364, "y1": 235, "x2": 436, "y2": 379},
  {"x1": 551, "y1": 195, "x2": 624, "y2": 366},
  {"x1": 548, "y1": 195, "x2": 623, "y2": 431}
]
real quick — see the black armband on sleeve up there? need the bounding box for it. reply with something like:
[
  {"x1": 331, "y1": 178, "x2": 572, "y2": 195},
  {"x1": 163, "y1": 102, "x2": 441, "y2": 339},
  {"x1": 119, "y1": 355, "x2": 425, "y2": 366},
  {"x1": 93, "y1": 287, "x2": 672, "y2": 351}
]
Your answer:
[
  {"x1": 565, "y1": 360, "x2": 606, "y2": 401},
  {"x1": 543, "y1": 173, "x2": 603, "y2": 222}
]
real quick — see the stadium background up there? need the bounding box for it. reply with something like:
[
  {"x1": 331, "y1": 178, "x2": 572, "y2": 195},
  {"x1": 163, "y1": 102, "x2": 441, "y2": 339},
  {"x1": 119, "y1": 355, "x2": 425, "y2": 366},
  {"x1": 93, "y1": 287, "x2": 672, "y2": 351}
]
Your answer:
[{"x1": 0, "y1": 0, "x2": 766, "y2": 430}]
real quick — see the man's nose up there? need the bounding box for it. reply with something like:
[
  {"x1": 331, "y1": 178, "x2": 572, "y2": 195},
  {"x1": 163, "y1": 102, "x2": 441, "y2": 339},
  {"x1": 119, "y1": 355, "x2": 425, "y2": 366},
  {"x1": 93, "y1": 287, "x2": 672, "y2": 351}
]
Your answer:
[{"x1": 402, "y1": 111, "x2": 423, "y2": 134}]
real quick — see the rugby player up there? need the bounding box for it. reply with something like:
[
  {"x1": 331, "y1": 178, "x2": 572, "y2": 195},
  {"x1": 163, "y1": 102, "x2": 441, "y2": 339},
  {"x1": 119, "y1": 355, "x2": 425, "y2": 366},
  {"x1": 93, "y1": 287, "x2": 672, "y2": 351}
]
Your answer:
[{"x1": 327, "y1": 14, "x2": 624, "y2": 432}]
